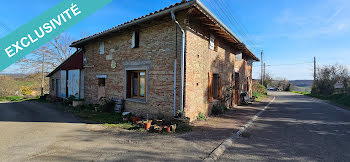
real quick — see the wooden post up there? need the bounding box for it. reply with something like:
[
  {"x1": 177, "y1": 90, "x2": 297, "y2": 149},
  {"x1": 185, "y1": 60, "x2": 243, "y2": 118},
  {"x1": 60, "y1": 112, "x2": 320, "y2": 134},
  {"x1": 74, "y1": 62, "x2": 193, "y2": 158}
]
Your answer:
[
  {"x1": 314, "y1": 57, "x2": 316, "y2": 81},
  {"x1": 41, "y1": 50, "x2": 46, "y2": 96},
  {"x1": 261, "y1": 50, "x2": 264, "y2": 86}
]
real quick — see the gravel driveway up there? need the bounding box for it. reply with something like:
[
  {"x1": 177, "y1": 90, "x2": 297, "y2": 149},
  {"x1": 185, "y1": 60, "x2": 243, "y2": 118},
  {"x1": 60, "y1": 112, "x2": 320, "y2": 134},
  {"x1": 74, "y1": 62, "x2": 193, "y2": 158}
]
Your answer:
[
  {"x1": 0, "y1": 98, "x2": 272, "y2": 161},
  {"x1": 219, "y1": 91, "x2": 350, "y2": 161}
]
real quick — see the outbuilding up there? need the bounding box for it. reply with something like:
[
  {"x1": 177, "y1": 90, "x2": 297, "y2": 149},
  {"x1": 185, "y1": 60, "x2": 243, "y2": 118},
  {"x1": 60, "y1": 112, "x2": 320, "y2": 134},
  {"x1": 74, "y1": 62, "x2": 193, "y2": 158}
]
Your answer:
[{"x1": 47, "y1": 49, "x2": 84, "y2": 99}]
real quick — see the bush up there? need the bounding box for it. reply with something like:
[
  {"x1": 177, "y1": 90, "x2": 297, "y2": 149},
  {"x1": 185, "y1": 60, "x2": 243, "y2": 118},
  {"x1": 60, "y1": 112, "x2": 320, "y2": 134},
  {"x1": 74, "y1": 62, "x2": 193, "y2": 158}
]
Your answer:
[
  {"x1": 20, "y1": 86, "x2": 33, "y2": 96},
  {"x1": 99, "y1": 97, "x2": 116, "y2": 113},
  {"x1": 211, "y1": 104, "x2": 226, "y2": 116},
  {"x1": 252, "y1": 81, "x2": 267, "y2": 94},
  {"x1": 252, "y1": 81, "x2": 267, "y2": 101},
  {"x1": 197, "y1": 112, "x2": 206, "y2": 121}
]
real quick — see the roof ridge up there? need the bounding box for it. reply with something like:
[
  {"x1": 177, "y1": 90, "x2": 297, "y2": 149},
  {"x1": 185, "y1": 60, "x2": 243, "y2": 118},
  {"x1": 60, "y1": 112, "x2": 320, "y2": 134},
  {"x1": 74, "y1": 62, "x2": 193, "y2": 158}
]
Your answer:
[{"x1": 71, "y1": 0, "x2": 194, "y2": 46}]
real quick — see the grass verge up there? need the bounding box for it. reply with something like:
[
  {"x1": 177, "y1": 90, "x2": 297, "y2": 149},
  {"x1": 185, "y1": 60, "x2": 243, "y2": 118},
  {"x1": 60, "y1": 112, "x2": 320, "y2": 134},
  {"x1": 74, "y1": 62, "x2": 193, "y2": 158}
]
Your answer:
[
  {"x1": 291, "y1": 91, "x2": 311, "y2": 95},
  {"x1": 253, "y1": 91, "x2": 268, "y2": 101},
  {"x1": 0, "y1": 95, "x2": 39, "y2": 102},
  {"x1": 292, "y1": 91, "x2": 350, "y2": 110}
]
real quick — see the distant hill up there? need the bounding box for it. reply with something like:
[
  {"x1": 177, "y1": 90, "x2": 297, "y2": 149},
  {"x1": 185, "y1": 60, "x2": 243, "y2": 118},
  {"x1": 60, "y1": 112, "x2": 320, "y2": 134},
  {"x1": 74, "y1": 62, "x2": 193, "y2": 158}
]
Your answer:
[
  {"x1": 0, "y1": 73, "x2": 27, "y2": 78},
  {"x1": 289, "y1": 80, "x2": 313, "y2": 87},
  {"x1": 0, "y1": 73, "x2": 49, "y2": 97}
]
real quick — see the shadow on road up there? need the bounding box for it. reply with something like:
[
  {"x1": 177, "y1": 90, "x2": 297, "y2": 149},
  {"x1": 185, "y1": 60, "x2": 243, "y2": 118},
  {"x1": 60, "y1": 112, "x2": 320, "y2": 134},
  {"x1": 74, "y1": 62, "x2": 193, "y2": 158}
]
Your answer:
[
  {"x1": 218, "y1": 92, "x2": 350, "y2": 161},
  {"x1": 0, "y1": 101, "x2": 80, "y2": 123}
]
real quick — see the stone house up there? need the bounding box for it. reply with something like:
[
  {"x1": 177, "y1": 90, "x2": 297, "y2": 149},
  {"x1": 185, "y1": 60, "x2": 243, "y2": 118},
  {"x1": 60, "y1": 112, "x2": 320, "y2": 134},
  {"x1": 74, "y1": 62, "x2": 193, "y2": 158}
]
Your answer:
[{"x1": 48, "y1": 0, "x2": 259, "y2": 121}]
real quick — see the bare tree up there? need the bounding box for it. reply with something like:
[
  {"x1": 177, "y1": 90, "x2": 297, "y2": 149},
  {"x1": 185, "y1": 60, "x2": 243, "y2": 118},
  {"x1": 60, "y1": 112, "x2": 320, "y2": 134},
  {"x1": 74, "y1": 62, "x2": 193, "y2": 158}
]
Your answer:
[
  {"x1": 17, "y1": 33, "x2": 75, "y2": 73},
  {"x1": 312, "y1": 64, "x2": 350, "y2": 95}
]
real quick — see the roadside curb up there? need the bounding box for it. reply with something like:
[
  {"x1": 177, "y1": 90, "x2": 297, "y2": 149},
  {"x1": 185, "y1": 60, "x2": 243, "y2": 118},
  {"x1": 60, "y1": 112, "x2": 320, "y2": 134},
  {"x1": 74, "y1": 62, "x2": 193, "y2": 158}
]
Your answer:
[{"x1": 203, "y1": 97, "x2": 276, "y2": 162}]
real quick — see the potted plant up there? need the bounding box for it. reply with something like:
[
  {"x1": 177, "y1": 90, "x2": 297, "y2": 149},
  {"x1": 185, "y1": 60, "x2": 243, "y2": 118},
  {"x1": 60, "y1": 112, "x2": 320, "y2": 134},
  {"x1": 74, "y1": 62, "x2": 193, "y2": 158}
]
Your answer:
[
  {"x1": 176, "y1": 110, "x2": 184, "y2": 118},
  {"x1": 153, "y1": 125, "x2": 162, "y2": 133},
  {"x1": 122, "y1": 112, "x2": 131, "y2": 122},
  {"x1": 163, "y1": 125, "x2": 171, "y2": 133},
  {"x1": 144, "y1": 120, "x2": 152, "y2": 130}
]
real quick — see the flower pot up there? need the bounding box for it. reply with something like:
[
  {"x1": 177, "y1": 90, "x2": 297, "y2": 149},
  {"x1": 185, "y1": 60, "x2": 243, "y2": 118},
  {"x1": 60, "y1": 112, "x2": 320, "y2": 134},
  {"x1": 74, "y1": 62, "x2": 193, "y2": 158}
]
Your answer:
[
  {"x1": 144, "y1": 122, "x2": 151, "y2": 130},
  {"x1": 164, "y1": 126, "x2": 171, "y2": 133},
  {"x1": 153, "y1": 125, "x2": 162, "y2": 133}
]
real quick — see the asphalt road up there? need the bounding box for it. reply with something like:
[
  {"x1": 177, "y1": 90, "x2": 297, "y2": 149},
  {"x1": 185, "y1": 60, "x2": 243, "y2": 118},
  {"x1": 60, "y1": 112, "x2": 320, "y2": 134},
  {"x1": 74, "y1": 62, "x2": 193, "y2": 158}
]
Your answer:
[
  {"x1": 219, "y1": 91, "x2": 350, "y2": 161},
  {"x1": 0, "y1": 101, "x2": 83, "y2": 162}
]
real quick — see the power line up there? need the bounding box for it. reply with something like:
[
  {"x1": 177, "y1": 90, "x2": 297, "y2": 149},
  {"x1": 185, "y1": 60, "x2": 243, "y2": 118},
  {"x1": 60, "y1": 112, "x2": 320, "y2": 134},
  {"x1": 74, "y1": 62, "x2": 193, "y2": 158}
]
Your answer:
[
  {"x1": 203, "y1": 0, "x2": 260, "y2": 53},
  {"x1": 215, "y1": 0, "x2": 260, "y2": 52},
  {"x1": 253, "y1": 61, "x2": 314, "y2": 67}
]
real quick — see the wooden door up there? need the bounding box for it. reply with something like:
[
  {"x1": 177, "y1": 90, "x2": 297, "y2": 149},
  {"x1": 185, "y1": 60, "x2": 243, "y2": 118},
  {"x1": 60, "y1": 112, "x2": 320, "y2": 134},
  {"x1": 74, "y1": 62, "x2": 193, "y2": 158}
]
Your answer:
[{"x1": 98, "y1": 78, "x2": 106, "y2": 100}]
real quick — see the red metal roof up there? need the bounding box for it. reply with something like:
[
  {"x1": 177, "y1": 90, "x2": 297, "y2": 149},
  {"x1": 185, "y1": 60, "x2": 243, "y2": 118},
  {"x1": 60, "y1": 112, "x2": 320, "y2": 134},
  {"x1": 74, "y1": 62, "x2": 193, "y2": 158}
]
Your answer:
[{"x1": 47, "y1": 50, "x2": 83, "y2": 77}]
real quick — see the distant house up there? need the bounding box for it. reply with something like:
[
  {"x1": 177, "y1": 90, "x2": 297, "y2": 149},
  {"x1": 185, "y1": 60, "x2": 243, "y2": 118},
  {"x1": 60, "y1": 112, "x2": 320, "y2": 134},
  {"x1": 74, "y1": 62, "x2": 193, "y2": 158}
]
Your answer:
[{"x1": 48, "y1": 0, "x2": 259, "y2": 121}]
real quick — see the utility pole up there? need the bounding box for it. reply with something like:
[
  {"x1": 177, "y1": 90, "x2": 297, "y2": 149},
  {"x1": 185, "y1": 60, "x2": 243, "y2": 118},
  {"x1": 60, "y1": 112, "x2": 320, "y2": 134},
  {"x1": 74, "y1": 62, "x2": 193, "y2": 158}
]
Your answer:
[
  {"x1": 264, "y1": 63, "x2": 266, "y2": 82},
  {"x1": 41, "y1": 50, "x2": 46, "y2": 97},
  {"x1": 313, "y1": 56, "x2": 316, "y2": 81},
  {"x1": 261, "y1": 50, "x2": 264, "y2": 86}
]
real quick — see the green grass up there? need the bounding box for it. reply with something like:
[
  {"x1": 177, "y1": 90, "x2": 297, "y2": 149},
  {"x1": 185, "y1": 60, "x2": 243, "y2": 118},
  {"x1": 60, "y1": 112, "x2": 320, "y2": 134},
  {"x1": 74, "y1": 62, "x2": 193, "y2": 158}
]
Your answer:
[
  {"x1": 292, "y1": 91, "x2": 350, "y2": 109},
  {"x1": 253, "y1": 91, "x2": 268, "y2": 101},
  {"x1": 311, "y1": 93, "x2": 350, "y2": 108},
  {"x1": 291, "y1": 91, "x2": 311, "y2": 95},
  {"x1": 0, "y1": 96, "x2": 29, "y2": 102},
  {"x1": 104, "y1": 123, "x2": 134, "y2": 129},
  {"x1": 60, "y1": 104, "x2": 124, "y2": 124}
]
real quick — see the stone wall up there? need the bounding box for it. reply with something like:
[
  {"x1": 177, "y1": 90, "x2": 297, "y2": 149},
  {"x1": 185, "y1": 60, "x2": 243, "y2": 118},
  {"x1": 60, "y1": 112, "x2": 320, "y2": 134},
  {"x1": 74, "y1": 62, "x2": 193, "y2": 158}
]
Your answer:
[
  {"x1": 184, "y1": 16, "x2": 254, "y2": 120},
  {"x1": 83, "y1": 12, "x2": 186, "y2": 118}
]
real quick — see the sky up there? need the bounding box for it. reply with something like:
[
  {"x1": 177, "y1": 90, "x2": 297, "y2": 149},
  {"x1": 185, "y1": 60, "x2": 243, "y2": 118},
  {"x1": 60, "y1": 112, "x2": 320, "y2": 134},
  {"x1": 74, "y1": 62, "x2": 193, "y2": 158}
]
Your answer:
[{"x1": 0, "y1": 0, "x2": 349, "y2": 80}]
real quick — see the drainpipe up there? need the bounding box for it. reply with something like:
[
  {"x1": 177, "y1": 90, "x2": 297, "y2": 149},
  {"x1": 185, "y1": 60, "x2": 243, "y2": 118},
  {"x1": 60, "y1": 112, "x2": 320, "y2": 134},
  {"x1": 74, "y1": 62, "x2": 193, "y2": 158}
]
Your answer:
[{"x1": 171, "y1": 10, "x2": 185, "y2": 116}]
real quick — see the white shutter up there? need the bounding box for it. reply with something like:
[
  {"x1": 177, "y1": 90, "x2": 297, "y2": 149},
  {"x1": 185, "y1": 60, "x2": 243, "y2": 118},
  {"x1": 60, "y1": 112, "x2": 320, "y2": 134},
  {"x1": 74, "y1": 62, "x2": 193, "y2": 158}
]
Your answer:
[
  {"x1": 99, "y1": 41, "x2": 104, "y2": 54},
  {"x1": 209, "y1": 34, "x2": 215, "y2": 50},
  {"x1": 236, "y1": 51, "x2": 243, "y2": 61},
  {"x1": 132, "y1": 31, "x2": 136, "y2": 48}
]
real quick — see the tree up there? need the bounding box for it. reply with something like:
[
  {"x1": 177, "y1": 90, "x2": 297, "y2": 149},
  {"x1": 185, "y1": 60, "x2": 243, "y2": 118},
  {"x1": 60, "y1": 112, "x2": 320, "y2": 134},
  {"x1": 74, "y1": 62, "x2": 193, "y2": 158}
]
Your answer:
[
  {"x1": 312, "y1": 64, "x2": 350, "y2": 95},
  {"x1": 263, "y1": 73, "x2": 273, "y2": 88},
  {"x1": 17, "y1": 33, "x2": 76, "y2": 73}
]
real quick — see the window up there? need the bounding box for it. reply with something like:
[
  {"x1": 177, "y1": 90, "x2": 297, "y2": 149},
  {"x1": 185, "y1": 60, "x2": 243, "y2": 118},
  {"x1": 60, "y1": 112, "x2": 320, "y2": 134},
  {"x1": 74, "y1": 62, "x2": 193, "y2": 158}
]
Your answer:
[
  {"x1": 127, "y1": 71, "x2": 146, "y2": 98},
  {"x1": 132, "y1": 31, "x2": 139, "y2": 48},
  {"x1": 98, "y1": 78, "x2": 105, "y2": 87},
  {"x1": 209, "y1": 34, "x2": 218, "y2": 51},
  {"x1": 208, "y1": 72, "x2": 221, "y2": 102},
  {"x1": 236, "y1": 51, "x2": 243, "y2": 61},
  {"x1": 99, "y1": 41, "x2": 104, "y2": 54}
]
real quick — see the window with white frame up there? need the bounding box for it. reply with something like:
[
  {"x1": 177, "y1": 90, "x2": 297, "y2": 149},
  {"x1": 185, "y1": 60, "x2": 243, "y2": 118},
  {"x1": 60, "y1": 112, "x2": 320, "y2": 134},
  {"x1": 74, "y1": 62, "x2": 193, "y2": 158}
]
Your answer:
[
  {"x1": 132, "y1": 31, "x2": 139, "y2": 48},
  {"x1": 209, "y1": 34, "x2": 215, "y2": 50},
  {"x1": 99, "y1": 41, "x2": 104, "y2": 54}
]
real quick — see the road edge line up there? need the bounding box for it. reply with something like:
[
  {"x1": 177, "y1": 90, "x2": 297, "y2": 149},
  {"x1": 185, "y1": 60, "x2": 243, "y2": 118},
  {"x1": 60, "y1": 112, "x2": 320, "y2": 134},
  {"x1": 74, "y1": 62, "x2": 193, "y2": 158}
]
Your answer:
[{"x1": 203, "y1": 97, "x2": 276, "y2": 162}]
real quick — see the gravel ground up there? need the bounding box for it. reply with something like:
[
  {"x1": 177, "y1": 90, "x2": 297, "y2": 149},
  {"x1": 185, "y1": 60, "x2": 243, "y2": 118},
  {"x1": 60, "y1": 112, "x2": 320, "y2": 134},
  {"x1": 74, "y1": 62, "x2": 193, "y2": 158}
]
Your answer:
[
  {"x1": 0, "y1": 99, "x2": 270, "y2": 161},
  {"x1": 219, "y1": 91, "x2": 350, "y2": 161}
]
